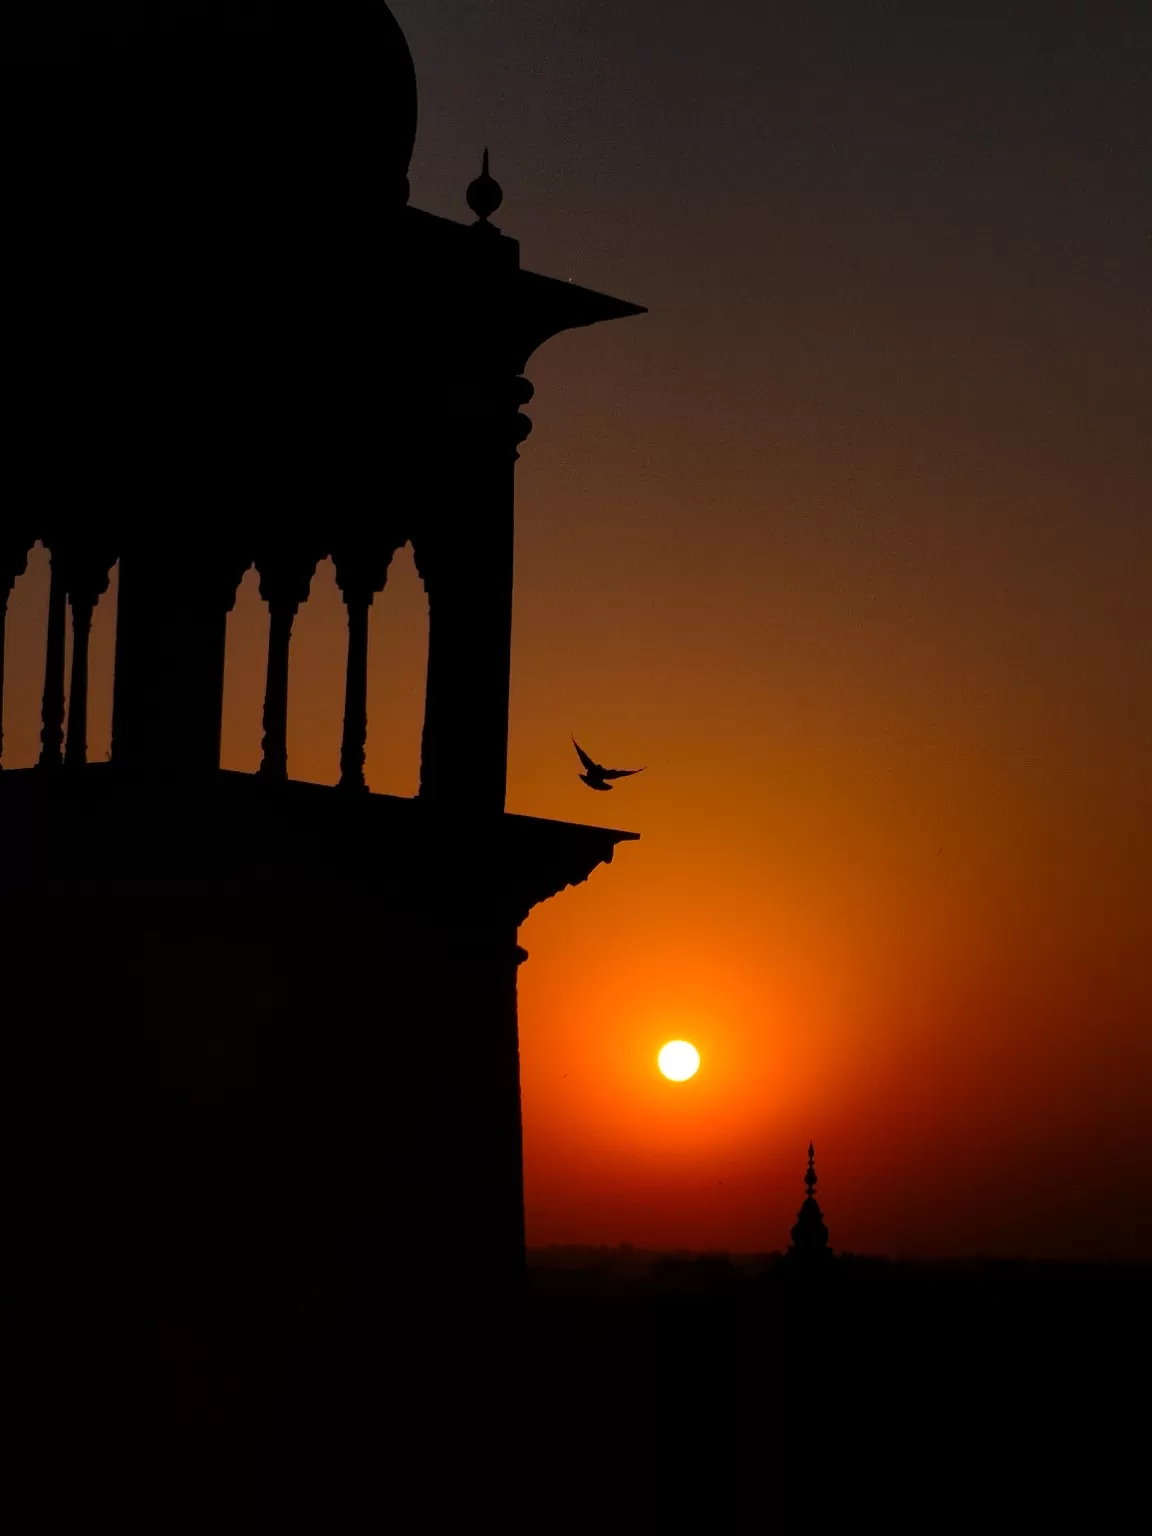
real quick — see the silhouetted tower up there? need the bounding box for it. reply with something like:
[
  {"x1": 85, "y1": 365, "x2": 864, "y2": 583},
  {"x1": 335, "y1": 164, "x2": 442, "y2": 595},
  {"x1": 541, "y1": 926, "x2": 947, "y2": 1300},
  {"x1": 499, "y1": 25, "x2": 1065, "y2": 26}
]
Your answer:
[
  {"x1": 787, "y1": 1143, "x2": 833, "y2": 1261},
  {"x1": 4, "y1": 4, "x2": 643, "y2": 1369}
]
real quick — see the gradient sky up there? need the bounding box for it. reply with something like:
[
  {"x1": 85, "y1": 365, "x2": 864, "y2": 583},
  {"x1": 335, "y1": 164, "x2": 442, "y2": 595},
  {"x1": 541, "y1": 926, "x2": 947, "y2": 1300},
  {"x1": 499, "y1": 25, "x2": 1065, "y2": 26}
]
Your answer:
[{"x1": 6, "y1": 1, "x2": 1150, "y2": 1257}]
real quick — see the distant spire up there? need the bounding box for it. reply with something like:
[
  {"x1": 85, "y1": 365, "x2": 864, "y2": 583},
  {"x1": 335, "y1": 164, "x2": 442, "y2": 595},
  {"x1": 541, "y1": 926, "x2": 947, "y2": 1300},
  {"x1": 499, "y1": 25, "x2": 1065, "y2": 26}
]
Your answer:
[
  {"x1": 787, "y1": 1141, "x2": 832, "y2": 1262},
  {"x1": 466, "y1": 148, "x2": 504, "y2": 226}
]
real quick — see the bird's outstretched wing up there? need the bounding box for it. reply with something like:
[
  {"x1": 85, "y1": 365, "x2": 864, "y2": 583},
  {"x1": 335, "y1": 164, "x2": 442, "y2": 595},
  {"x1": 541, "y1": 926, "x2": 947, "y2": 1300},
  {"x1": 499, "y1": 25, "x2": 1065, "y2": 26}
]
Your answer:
[
  {"x1": 572, "y1": 738, "x2": 598, "y2": 772},
  {"x1": 602, "y1": 766, "x2": 645, "y2": 779}
]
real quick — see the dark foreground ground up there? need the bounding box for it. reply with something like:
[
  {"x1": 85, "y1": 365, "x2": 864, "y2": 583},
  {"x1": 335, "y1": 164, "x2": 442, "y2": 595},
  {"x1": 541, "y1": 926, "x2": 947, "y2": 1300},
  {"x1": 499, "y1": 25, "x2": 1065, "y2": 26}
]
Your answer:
[{"x1": 11, "y1": 1255, "x2": 1148, "y2": 1519}]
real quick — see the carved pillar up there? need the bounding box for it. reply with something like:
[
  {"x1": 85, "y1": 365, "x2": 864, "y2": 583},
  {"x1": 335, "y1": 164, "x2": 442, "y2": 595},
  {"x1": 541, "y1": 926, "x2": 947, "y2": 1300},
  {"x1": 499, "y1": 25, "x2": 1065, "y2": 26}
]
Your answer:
[
  {"x1": 0, "y1": 536, "x2": 34, "y2": 770},
  {"x1": 414, "y1": 374, "x2": 532, "y2": 814},
  {"x1": 64, "y1": 595, "x2": 93, "y2": 771},
  {"x1": 111, "y1": 542, "x2": 251, "y2": 775},
  {"x1": 332, "y1": 534, "x2": 403, "y2": 792},
  {"x1": 37, "y1": 545, "x2": 68, "y2": 770},
  {"x1": 63, "y1": 543, "x2": 117, "y2": 769},
  {"x1": 340, "y1": 594, "x2": 371, "y2": 791},
  {"x1": 255, "y1": 546, "x2": 326, "y2": 782}
]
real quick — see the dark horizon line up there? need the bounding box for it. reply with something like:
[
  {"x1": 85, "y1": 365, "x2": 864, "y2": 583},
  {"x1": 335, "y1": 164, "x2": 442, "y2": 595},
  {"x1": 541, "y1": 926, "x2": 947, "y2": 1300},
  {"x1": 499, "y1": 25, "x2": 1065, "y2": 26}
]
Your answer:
[{"x1": 529, "y1": 1244, "x2": 1151, "y2": 1267}]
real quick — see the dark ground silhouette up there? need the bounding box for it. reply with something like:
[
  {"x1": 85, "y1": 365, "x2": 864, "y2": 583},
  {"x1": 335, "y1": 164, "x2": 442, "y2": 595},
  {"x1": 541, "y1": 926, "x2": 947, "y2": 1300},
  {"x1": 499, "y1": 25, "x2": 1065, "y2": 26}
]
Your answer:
[{"x1": 12, "y1": 1248, "x2": 1145, "y2": 1513}]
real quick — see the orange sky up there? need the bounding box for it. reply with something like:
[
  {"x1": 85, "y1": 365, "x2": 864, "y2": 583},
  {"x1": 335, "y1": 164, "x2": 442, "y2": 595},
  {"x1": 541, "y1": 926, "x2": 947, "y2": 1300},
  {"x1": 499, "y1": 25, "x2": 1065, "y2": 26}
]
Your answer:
[{"x1": 6, "y1": 2, "x2": 1149, "y2": 1259}]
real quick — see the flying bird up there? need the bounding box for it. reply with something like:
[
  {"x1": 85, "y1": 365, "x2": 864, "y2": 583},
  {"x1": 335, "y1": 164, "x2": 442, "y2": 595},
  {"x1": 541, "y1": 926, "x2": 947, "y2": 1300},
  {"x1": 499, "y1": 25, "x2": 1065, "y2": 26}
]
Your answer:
[{"x1": 572, "y1": 738, "x2": 645, "y2": 792}]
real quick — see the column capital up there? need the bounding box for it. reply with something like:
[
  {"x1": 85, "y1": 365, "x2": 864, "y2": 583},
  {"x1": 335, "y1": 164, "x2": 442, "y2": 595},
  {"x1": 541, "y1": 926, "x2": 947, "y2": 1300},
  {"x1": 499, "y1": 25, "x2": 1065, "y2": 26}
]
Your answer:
[
  {"x1": 2, "y1": 534, "x2": 35, "y2": 602},
  {"x1": 212, "y1": 549, "x2": 254, "y2": 615},
  {"x1": 57, "y1": 537, "x2": 119, "y2": 611},
  {"x1": 332, "y1": 527, "x2": 406, "y2": 609},
  {"x1": 255, "y1": 544, "x2": 327, "y2": 785},
  {"x1": 255, "y1": 542, "x2": 328, "y2": 613}
]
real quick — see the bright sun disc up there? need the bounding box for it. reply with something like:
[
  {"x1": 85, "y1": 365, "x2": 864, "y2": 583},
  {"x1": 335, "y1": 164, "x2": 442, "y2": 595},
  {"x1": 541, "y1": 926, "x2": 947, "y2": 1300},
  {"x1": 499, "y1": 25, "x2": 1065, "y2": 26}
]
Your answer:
[{"x1": 658, "y1": 1040, "x2": 700, "y2": 1081}]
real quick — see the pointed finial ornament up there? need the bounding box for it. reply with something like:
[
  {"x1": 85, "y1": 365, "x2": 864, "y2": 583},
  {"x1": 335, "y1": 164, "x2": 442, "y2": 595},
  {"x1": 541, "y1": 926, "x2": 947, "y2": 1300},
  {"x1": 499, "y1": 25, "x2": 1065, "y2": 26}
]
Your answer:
[
  {"x1": 787, "y1": 1140, "x2": 832, "y2": 1261},
  {"x1": 466, "y1": 148, "x2": 504, "y2": 226}
]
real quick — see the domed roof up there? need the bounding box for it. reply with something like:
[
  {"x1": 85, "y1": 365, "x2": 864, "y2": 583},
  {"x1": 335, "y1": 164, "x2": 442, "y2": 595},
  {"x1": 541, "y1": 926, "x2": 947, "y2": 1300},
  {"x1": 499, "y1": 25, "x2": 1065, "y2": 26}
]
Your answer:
[
  {"x1": 379, "y1": 3, "x2": 419, "y2": 181},
  {"x1": 52, "y1": 2, "x2": 419, "y2": 202}
]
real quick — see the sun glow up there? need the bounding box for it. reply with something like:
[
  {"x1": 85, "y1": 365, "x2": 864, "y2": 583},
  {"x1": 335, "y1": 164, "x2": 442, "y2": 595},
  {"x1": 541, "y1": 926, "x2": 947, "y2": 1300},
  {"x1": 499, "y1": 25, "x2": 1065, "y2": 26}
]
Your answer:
[{"x1": 658, "y1": 1040, "x2": 700, "y2": 1082}]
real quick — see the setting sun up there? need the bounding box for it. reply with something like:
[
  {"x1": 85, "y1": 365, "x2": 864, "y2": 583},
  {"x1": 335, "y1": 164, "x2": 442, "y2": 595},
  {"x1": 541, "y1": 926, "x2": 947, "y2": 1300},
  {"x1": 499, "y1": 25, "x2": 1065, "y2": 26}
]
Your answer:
[{"x1": 658, "y1": 1041, "x2": 700, "y2": 1082}]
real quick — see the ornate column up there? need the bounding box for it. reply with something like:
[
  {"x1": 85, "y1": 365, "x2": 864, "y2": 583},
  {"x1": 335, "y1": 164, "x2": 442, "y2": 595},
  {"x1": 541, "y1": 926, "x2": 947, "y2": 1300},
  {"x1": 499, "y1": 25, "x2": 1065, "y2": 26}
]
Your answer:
[
  {"x1": 37, "y1": 543, "x2": 68, "y2": 770},
  {"x1": 332, "y1": 531, "x2": 404, "y2": 792},
  {"x1": 0, "y1": 535, "x2": 34, "y2": 770},
  {"x1": 63, "y1": 542, "x2": 118, "y2": 769},
  {"x1": 409, "y1": 156, "x2": 539, "y2": 816},
  {"x1": 111, "y1": 541, "x2": 252, "y2": 775},
  {"x1": 413, "y1": 372, "x2": 532, "y2": 814},
  {"x1": 408, "y1": 153, "x2": 642, "y2": 815},
  {"x1": 255, "y1": 545, "x2": 326, "y2": 782}
]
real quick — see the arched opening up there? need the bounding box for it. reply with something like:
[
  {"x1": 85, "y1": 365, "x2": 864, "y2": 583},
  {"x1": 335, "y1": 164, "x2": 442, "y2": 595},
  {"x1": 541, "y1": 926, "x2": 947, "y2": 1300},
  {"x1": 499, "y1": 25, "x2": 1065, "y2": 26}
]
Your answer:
[
  {"x1": 362, "y1": 541, "x2": 429, "y2": 799},
  {"x1": 286, "y1": 556, "x2": 346, "y2": 787},
  {"x1": 221, "y1": 565, "x2": 266, "y2": 776},
  {"x1": 218, "y1": 546, "x2": 432, "y2": 794},
  {"x1": 1, "y1": 541, "x2": 50, "y2": 769},
  {"x1": 0, "y1": 544, "x2": 119, "y2": 770}
]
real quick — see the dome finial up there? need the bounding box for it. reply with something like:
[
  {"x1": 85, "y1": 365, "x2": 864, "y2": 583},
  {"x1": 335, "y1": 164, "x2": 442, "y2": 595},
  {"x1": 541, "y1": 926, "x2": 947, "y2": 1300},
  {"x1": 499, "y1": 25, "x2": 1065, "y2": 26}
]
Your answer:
[
  {"x1": 466, "y1": 147, "x2": 504, "y2": 226},
  {"x1": 787, "y1": 1141, "x2": 832, "y2": 1261}
]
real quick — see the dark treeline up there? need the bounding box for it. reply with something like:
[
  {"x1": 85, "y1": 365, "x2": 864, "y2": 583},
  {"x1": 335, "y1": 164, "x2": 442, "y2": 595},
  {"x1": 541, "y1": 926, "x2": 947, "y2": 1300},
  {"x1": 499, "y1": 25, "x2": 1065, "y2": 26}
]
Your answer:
[
  {"x1": 17, "y1": 1251, "x2": 1144, "y2": 1513},
  {"x1": 528, "y1": 1242, "x2": 1151, "y2": 1306}
]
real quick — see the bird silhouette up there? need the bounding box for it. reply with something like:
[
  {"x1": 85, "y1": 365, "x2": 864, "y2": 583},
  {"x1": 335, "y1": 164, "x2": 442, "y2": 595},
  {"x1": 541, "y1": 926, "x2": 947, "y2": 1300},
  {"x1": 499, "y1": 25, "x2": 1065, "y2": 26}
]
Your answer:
[{"x1": 572, "y1": 738, "x2": 645, "y2": 792}]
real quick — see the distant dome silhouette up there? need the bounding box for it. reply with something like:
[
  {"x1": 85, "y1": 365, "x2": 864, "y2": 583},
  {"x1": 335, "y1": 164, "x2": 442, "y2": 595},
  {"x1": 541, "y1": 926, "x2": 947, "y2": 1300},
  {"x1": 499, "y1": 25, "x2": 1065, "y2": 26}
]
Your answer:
[
  {"x1": 786, "y1": 1142, "x2": 833, "y2": 1263},
  {"x1": 53, "y1": 2, "x2": 419, "y2": 203}
]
